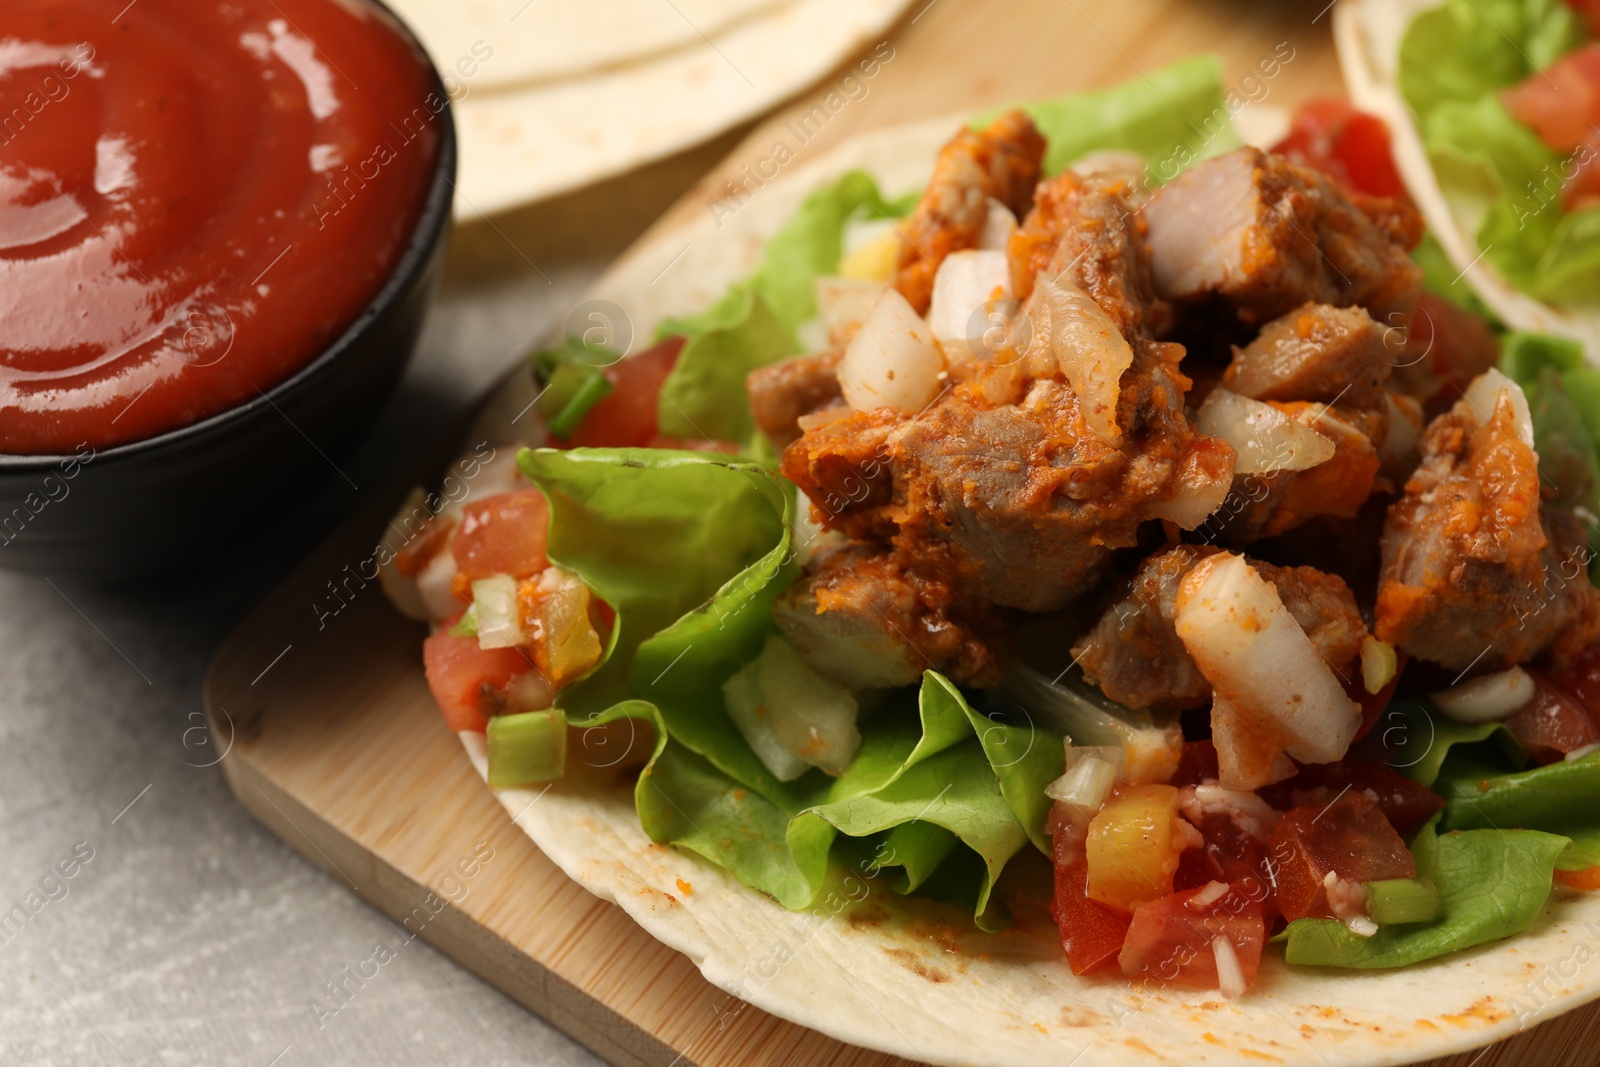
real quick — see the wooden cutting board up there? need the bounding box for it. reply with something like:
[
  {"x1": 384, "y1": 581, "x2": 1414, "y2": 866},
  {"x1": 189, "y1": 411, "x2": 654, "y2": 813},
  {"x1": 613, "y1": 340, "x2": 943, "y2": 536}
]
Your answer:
[{"x1": 204, "y1": 2, "x2": 1600, "y2": 1064}]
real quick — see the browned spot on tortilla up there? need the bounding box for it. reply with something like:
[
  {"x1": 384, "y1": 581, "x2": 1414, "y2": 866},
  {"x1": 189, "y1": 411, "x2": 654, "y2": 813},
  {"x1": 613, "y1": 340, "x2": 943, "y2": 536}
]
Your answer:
[
  {"x1": 1032, "y1": 1023, "x2": 1049, "y2": 1034},
  {"x1": 1203, "y1": 1033, "x2": 1222, "y2": 1045},
  {"x1": 881, "y1": 946, "x2": 951, "y2": 983},
  {"x1": 1058, "y1": 1005, "x2": 1110, "y2": 1029},
  {"x1": 1237, "y1": 1049, "x2": 1284, "y2": 1063},
  {"x1": 1443, "y1": 998, "x2": 1509, "y2": 1027},
  {"x1": 675, "y1": 878, "x2": 692, "y2": 896},
  {"x1": 1313, "y1": 1005, "x2": 1340, "y2": 1019},
  {"x1": 1416, "y1": 1019, "x2": 1441, "y2": 1031},
  {"x1": 1123, "y1": 1037, "x2": 1161, "y2": 1058}
]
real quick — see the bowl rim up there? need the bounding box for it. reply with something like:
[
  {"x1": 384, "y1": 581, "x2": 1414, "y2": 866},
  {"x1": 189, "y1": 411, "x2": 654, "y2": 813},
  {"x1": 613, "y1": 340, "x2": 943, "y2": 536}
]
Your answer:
[{"x1": 0, "y1": 0, "x2": 458, "y2": 472}]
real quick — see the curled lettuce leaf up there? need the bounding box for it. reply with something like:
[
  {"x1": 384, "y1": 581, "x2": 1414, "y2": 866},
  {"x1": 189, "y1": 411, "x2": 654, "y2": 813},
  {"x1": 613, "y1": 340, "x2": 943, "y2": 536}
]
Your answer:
[
  {"x1": 1283, "y1": 818, "x2": 1567, "y2": 968},
  {"x1": 514, "y1": 447, "x2": 1061, "y2": 923}
]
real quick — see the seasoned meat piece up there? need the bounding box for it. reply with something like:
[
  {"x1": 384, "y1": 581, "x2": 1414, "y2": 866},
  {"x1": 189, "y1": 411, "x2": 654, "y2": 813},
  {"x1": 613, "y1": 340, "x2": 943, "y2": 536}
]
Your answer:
[
  {"x1": 1142, "y1": 147, "x2": 1423, "y2": 328},
  {"x1": 1377, "y1": 386, "x2": 1600, "y2": 671},
  {"x1": 1223, "y1": 303, "x2": 1393, "y2": 420},
  {"x1": 894, "y1": 110, "x2": 1045, "y2": 313},
  {"x1": 784, "y1": 407, "x2": 899, "y2": 534},
  {"x1": 1074, "y1": 544, "x2": 1367, "y2": 711},
  {"x1": 771, "y1": 541, "x2": 1002, "y2": 689},
  {"x1": 788, "y1": 172, "x2": 1236, "y2": 613},
  {"x1": 747, "y1": 351, "x2": 843, "y2": 448},
  {"x1": 1198, "y1": 401, "x2": 1381, "y2": 546}
]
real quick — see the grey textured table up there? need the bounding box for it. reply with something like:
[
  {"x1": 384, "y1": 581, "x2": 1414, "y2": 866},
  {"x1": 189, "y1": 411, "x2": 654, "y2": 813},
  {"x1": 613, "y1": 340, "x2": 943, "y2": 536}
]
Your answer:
[{"x1": 0, "y1": 132, "x2": 743, "y2": 1067}]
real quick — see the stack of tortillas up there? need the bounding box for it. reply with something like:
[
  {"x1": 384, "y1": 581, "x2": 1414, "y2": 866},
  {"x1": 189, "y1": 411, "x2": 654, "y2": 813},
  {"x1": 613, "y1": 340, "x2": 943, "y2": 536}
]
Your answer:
[{"x1": 387, "y1": 0, "x2": 916, "y2": 217}]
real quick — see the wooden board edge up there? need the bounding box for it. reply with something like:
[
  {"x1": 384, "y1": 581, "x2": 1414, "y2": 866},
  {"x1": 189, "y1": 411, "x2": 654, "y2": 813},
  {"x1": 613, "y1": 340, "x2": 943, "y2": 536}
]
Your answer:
[{"x1": 213, "y1": 738, "x2": 684, "y2": 1067}]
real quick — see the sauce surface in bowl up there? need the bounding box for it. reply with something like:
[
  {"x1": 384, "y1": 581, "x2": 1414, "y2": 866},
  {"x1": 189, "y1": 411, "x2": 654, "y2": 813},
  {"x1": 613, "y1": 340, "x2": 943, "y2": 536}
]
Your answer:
[{"x1": 0, "y1": 0, "x2": 443, "y2": 455}]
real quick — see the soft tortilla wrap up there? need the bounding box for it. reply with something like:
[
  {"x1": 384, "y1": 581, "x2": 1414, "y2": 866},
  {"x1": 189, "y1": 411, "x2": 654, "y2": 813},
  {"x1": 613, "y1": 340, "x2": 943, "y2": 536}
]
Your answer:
[{"x1": 452, "y1": 116, "x2": 1600, "y2": 1066}]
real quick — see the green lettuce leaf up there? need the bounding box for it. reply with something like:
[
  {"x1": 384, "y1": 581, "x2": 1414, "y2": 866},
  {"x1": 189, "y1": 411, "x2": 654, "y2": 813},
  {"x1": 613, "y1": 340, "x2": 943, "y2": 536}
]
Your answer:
[
  {"x1": 980, "y1": 54, "x2": 1235, "y2": 180},
  {"x1": 1440, "y1": 754, "x2": 1600, "y2": 871},
  {"x1": 1383, "y1": 697, "x2": 1526, "y2": 787},
  {"x1": 1283, "y1": 818, "x2": 1568, "y2": 969},
  {"x1": 1398, "y1": 0, "x2": 1598, "y2": 305}
]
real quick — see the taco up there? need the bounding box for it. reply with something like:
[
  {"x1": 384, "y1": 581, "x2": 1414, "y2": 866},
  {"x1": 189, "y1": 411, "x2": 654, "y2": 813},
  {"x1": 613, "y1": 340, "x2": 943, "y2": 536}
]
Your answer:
[{"x1": 380, "y1": 56, "x2": 1600, "y2": 1067}]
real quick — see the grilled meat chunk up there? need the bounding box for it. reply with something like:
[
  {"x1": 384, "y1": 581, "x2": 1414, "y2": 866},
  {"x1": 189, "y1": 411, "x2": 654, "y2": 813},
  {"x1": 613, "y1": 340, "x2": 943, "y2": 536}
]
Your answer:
[
  {"x1": 1143, "y1": 147, "x2": 1422, "y2": 328},
  {"x1": 785, "y1": 173, "x2": 1236, "y2": 614},
  {"x1": 1376, "y1": 385, "x2": 1600, "y2": 671},
  {"x1": 1074, "y1": 544, "x2": 1367, "y2": 712},
  {"x1": 894, "y1": 109, "x2": 1045, "y2": 314},
  {"x1": 1223, "y1": 302, "x2": 1393, "y2": 427},
  {"x1": 747, "y1": 351, "x2": 843, "y2": 448},
  {"x1": 771, "y1": 542, "x2": 1002, "y2": 689}
]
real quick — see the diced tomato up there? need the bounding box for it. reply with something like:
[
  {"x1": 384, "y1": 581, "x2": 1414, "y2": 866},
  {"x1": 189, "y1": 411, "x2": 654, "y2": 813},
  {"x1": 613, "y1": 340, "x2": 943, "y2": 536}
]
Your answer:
[
  {"x1": 1267, "y1": 791, "x2": 1416, "y2": 923},
  {"x1": 1260, "y1": 751, "x2": 1445, "y2": 838},
  {"x1": 1171, "y1": 740, "x2": 1220, "y2": 787},
  {"x1": 645, "y1": 435, "x2": 743, "y2": 455},
  {"x1": 450, "y1": 489, "x2": 550, "y2": 582},
  {"x1": 1551, "y1": 638, "x2": 1600, "y2": 730},
  {"x1": 1174, "y1": 807, "x2": 1276, "y2": 908},
  {"x1": 1350, "y1": 650, "x2": 1407, "y2": 742},
  {"x1": 393, "y1": 514, "x2": 456, "y2": 577},
  {"x1": 1118, "y1": 883, "x2": 1267, "y2": 992},
  {"x1": 1050, "y1": 812, "x2": 1132, "y2": 975},
  {"x1": 563, "y1": 336, "x2": 686, "y2": 448},
  {"x1": 1564, "y1": 128, "x2": 1600, "y2": 211},
  {"x1": 422, "y1": 630, "x2": 531, "y2": 732},
  {"x1": 1506, "y1": 672, "x2": 1600, "y2": 765},
  {"x1": 1556, "y1": 865, "x2": 1600, "y2": 890},
  {"x1": 1272, "y1": 98, "x2": 1408, "y2": 199},
  {"x1": 1405, "y1": 293, "x2": 1503, "y2": 408},
  {"x1": 1502, "y1": 44, "x2": 1600, "y2": 153}
]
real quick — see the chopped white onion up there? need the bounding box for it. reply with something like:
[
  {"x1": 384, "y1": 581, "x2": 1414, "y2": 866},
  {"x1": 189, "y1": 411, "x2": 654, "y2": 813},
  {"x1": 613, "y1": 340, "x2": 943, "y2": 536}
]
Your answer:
[
  {"x1": 994, "y1": 666, "x2": 1181, "y2": 785},
  {"x1": 416, "y1": 547, "x2": 464, "y2": 621},
  {"x1": 1175, "y1": 554, "x2": 1361, "y2": 785},
  {"x1": 1030, "y1": 274, "x2": 1135, "y2": 446},
  {"x1": 838, "y1": 288, "x2": 945, "y2": 414},
  {"x1": 1567, "y1": 742, "x2": 1600, "y2": 763},
  {"x1": 1181, "y1": 783, "x2": 1282, "y2": 842},
  {"x1": 1195, "y1": 388, "x2": 1337, "y2": 475},
  {"x1": 976, "y1": 198, "x2": 1018, "y2": 250},
  {"x1": 1212, "y1": 936, "x2": 1247, "y2": 999},
  {"x1": 472, "y1": 574, "x2": 524, "y2": 649},
  {"x1": 723, "y1": 660, "x2": 812, "y2": 782},
  {"x1": 757, "y1": 635, "x2": 861, "y2": 775},
  {"x1": 1461, "y1": 368, "x2": 1535, "y2": 449},
  {"x1": 1188, "y1": 880, "x2": 1230, "y2": 909},
  {"x1": 795, "y1": 317, "x2": 829, "y2": 353},
  {"x1": 1360, "y1": 636, "x2": 1398, "y2": 695},
  {"x1": 1430, "y1": 667, "x2": 1536, "y2": 723},
  {"x1": 1045, "y1": 754, "x2": 1117, "y2": 811},
  {"x1": 1343, "y1": 916, "x2": 1380, "y2": 938},
  {"x1": 928, "y1": 249, "x2": 1011, "y2": 351},
  {"x1": 815, "y1": 275, "x2": 888, "y2": 343}
]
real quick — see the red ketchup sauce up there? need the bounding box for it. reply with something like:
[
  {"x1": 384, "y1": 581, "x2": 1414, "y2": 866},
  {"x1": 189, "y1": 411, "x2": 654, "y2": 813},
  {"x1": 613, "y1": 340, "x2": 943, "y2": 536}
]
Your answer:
[{"x1": 0, "y1": 0, "x2": 442, "y2": 454}]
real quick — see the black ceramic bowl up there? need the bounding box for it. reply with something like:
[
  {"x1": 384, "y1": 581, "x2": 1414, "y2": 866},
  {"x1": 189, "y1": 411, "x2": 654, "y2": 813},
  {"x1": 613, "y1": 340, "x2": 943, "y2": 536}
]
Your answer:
[{"x1": 0, "y1": 8, "x2": 455, "y2": 579}]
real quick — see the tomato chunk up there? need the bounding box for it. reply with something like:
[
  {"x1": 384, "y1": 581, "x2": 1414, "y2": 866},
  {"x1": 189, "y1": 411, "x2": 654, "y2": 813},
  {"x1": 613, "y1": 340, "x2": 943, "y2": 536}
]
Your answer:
[
  {"x1": 1405, "y1": 293, "x2": 1503, "y2": 407},
  {"x1": 1171, "y1": 740, "x2": 1220, "y2": 787},
  {"x1": 1502, "y1": 44, "x2": 1600, "y2": 152},
  {"x1": 1174, "y1": 807, "x2": 1275, "y2": 907},
  {"x1": 1260, "y1": 752, "x2": 1445, "y2": 838},
  {"x1": 1569, "y1": 0, "x2": 1600, "y2": 36},
  {"x1": 1506, "y1": 672, "x2": 1600, "y2": 765},
  {"x1": 1549, "y1": 639, "x2": 1600, "y2": 730},
  {"x1": 451, "y1": 489, "x2": 550, "y2": 582},
  {"x1": 1118, "y1": 883, "x2": 1267, "y2": 992},
  {"x1": 1268, "y1": 791, "x2": 1416, "y2": 923},
  {"x1": 1272, "y1": 98, "x2": 1407, "y2": 199},
  {"x1": 422, "y1": 630, "x2": 531, "y2": 732},
  {"x1": 1556, "y1": 865, "x2": 1600, "y2": 891},
  {"x1": 564, "y1": 336, "x2": 686, "y2": 448},
  {"x1": 1050, "y1": 810, "x2": 1132, "y2": 975}
]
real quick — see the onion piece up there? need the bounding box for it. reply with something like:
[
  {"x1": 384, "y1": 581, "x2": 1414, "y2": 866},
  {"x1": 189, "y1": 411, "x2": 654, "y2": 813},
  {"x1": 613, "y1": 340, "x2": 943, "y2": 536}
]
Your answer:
[
  {"x1": 1029, "y1": 274, "x2": 1135, "y2": 447},
  {"x1": 1361, "y1": 636, "x2": 1398, "y2": 695},
  {"x1": 992, "y1": 665, "x2": 1181, "y2": 785},
  {"x1": 472, "y1": 574, "x2": 524, "y2": 650},
  {"x1": 1180, "y1": 782, "x2": 1282, "y2": 843},
  {"x1": 1430, "y1": 667, "x2": 1535, "y2": 723},
  {"x1": 927, "y1": 249, "x2": 1011, "y2": 351},
  {"x1": 1175, "y1": 554, "x2": 1360, "y2": 784},
  {"x1": 1213, "y1": 936, "x2": 1247, "y2": 999},
  {"x1": 723, "y1": 659, "x2": 812, "y2": 782},
  {"x1": 838, "y1": 288, "x2": 945, "y2": 414},
  {"x1": 1195, "y1": 388, "x2": 1337, "y2": 474},
  {"x1": 815, "y1": 275, "x2": 888, "y2": 345},
  {"x1": 976, "y1": 198, "x2": 1017, "y2": 250},
  {"x1": 1462, "y1": 368, "x2": 1535, "y2": 449},
  {"x1": 1046, "y1": 754, "x2": 1117, "y2": 810}
]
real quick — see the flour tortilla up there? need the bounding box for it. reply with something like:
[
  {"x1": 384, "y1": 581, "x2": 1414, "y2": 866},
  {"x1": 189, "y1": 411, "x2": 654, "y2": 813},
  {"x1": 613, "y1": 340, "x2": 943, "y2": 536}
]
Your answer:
[
  {"x1": 386, "y1": 0, "x2": 787, "y2": 90},
  {"x1": 459, "y1": 116, "x2": 1600, "y2": 1066},
  {"x1": 1335, "y1": 0, "x2": 1600, "y2": 356},
  {"x1": 449, "y1": 0, "x2": 912, "y2": 217}
]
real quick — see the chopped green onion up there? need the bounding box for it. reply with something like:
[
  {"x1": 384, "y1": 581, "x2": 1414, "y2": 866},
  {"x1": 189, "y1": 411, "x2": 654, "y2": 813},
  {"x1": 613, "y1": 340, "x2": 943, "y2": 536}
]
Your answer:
[
  {"x1": 1367, "y1": 877, "x2": 1440, "y2": 926},
  {"x1": 487, "y1": 708, "x2": 567, "y2": 788},
  {"x1": 448, "y1": 603, "x2": 479, "y2": 638},
  {"x1": 546, "y1": 370, "x2": 614, "y2": 439}
]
